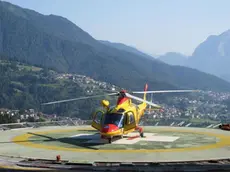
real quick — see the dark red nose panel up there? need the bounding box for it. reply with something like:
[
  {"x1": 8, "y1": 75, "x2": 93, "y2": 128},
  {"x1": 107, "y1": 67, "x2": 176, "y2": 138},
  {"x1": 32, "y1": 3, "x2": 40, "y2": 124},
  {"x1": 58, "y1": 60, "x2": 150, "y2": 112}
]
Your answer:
[{"x1": 101, "y1": 124, "x2": 119, "y2": 133}]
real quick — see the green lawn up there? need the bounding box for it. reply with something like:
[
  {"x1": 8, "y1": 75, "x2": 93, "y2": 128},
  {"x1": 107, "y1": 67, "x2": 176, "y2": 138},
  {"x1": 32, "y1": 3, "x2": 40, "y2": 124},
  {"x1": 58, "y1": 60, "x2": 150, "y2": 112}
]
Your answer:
[
  {"x1": 39, "y1": 84, "x2": 60, "y2": 88},
  {"x1": 18, "y1": 64, "x2": 42, "y2": 71},
  {"x1": 188, "y1": 118, "x2": 220, "y2": 124}
]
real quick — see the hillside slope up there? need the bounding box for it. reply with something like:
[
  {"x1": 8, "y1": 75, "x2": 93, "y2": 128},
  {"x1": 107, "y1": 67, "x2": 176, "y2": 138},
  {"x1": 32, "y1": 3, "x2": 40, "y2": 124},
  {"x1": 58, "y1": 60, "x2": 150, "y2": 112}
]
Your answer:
[
  {"x1": 155, "y1": 30, "x2": 230, "y2": 82},
  {"x1": 1, "y1": 1, "x2": 230, "y2": 91},
  {"x1": 158, "y1": 52, "x2": 188, "y2": 66},
  {"x1": 0, "y1": 59, "x2": 118, "y2": 119},
  {"x1": 187, "y1": 30, "x2": 230, "y2": 82},
  {"x1": 99, "y1": 40, "x2": 156, "y2": 60}
]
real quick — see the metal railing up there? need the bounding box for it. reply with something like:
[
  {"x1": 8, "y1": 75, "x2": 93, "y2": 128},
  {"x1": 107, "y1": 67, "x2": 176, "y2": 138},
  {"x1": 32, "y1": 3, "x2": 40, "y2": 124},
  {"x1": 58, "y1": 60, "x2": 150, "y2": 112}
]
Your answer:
[
  {"x1": 0, "y1": 118, "x2": 223, "y2": 131},
  {"x1": 0, "y1": 119, "x2": 92, "y2": 130}
]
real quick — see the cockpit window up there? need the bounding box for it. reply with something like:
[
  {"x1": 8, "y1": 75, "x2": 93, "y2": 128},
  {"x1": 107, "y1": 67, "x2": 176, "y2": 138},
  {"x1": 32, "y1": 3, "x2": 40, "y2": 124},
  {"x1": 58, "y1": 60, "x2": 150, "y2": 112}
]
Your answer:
[
  {"x1": 127, "y1": 111, "x2": 135, "y2": 124},
  {"x1": 103, "y1": 113, "x2": 124, "y2": 127},
  {"x1": 94, "y1": 111, "x2": 104, "y2": 124}
]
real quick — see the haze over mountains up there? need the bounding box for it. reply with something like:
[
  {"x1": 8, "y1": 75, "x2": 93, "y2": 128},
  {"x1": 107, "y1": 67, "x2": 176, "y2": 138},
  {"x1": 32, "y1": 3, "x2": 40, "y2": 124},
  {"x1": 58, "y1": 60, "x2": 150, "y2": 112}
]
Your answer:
[
  {"x1": 99, "y1": 40, "x2": 156, "y2": 61},
  {"x1": 1, "y1": 1, "x2": 230, "y2": 91},
  {"x1": 157, "y1": 52, "x2": 187, "y2": 66},
  {"x1": 158, "y1": 30, "x2": 230, "y2": 82}
]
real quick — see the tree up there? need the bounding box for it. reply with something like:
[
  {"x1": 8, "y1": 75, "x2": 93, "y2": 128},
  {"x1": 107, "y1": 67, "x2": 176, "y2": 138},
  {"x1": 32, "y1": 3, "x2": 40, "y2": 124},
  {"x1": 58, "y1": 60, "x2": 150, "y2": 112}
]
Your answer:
[
  {"x1": 27, "y1": 116, "x2": 35, "y2": 122},
  {"x1": 224, "y1": 99, "x2": 230, "y2": 111},
  {"x1": 37, "y1": 117, "x2": 46, "y2": 122},
  {"x1": 19, "y1": 109, "x2": 25, "y2": 115}
]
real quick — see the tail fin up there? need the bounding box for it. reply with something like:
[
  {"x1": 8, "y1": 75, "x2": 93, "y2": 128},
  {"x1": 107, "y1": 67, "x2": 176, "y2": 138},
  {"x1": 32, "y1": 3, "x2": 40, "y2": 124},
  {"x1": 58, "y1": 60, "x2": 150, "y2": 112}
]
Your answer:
[{"x1": 143, "y1": 83, "x2": 148, "y2": 101}]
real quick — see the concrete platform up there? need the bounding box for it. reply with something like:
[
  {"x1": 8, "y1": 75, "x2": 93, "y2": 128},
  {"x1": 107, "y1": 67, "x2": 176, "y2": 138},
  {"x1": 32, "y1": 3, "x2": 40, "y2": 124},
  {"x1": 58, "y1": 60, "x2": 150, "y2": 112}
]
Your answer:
[{"x1": 0, "y1": 125, "x2": 230, "y2": 166}]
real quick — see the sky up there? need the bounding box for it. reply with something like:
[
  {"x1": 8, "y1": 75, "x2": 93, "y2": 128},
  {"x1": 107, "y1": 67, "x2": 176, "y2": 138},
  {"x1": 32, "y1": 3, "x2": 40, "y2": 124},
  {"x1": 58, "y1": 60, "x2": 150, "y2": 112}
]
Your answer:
[{"x1": 3, "y1": 0, "x2": 230, "y2": 56}]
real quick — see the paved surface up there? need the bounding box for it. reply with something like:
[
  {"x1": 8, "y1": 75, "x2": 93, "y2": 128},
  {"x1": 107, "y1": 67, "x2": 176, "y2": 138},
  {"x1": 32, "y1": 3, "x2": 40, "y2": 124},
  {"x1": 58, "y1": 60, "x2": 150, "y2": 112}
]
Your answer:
[{"x1": 0, "y1": 126, "x2": 230, "y2": 164}]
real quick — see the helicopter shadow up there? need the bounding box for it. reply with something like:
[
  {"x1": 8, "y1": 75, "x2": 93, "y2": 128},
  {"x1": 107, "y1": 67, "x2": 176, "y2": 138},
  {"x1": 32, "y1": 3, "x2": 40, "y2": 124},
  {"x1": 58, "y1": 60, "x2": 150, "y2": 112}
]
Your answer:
[
  {"x1": 75, "y1": 130, "x2": 96, "y2": 133},
  {"x1": 26, "y1": 132, "x2": 107, "y2": 150}
]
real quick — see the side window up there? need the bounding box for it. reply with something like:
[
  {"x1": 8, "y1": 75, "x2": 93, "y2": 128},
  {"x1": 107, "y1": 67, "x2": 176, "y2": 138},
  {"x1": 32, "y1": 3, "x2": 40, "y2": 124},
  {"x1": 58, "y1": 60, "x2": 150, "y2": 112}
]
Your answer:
[
  {"x1": 94, "y1": 111, "x2": 104, "y2": 124},
  {"x1": 127, "y1": 111, "x2": 135, "y2": 124}
]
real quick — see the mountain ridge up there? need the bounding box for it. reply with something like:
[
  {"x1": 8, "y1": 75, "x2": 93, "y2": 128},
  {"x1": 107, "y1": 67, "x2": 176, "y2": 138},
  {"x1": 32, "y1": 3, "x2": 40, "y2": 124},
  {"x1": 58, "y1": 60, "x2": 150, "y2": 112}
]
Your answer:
[
  {"x1": 156, "y1": 29, "x2": 230, "y2": 82},
  {"x1": 99, "y1": 40, "x2": 156, "y2": 60},
  {"x1": 1, "y1": 1, "x2": 230, "y2": 92},
  {"x1": 157, "y1": 52, "x2": 188, "y2": 66}
]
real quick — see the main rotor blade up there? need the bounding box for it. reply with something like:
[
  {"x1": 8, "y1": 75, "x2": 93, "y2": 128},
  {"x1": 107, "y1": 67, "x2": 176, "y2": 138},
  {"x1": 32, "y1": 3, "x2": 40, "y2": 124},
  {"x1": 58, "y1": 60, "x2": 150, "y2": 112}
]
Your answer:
[
  {"x1": 125, "y1": 93, "x2": 161, "y2": 108},
  {"x1": 132, "y1": 90, "x2": 200, "y2": 94},
  {"x1": 41, "y1": 93, "x2": 118, "y2": 105},
  {"x1": 103, "y1": 89, "x2": 118, "y2": 93}
]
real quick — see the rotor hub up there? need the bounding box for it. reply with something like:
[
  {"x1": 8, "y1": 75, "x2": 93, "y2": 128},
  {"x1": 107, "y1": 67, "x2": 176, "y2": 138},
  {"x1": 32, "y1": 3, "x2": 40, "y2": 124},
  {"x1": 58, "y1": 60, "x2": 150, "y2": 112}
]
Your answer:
[{"x1": 119, "y1": 90, "x2": 127, "y2": 97}]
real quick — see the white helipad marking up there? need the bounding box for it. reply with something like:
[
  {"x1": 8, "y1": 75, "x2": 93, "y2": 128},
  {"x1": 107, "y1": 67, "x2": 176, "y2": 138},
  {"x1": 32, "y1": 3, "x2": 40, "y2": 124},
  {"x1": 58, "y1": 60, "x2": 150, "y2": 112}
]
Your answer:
[
  {"x1": 113, "y1": 133, "x2": 179, "y2": 144},
  {"x1": 143, "y1": 136, "x2": 179, "y2": 142},
  {"x1": 69, "y1": 132, "x2": 179, "y2": 145},
  {"x1": 70, "y1": 134, "x2": 100, "y2": 139}
]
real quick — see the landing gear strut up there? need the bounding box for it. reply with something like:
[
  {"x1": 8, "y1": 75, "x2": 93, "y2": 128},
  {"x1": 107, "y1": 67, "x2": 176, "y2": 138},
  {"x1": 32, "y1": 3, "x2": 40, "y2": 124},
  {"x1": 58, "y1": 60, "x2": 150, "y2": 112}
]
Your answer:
[
  {"x1": 108, "y1": 138, "x2": 112, "y2": 144},
  {"x1": 140, "y1": 132, "x2": 144, "y2": 138},
  {"x1": 136, "y1": 126, "x2": 144, "y2": 138}
]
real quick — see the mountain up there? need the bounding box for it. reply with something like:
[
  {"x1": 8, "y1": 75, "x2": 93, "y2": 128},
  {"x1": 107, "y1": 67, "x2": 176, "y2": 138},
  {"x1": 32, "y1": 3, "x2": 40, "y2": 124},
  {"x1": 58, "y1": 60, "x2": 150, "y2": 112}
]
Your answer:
[
  {"x1": 0, "y1": 59, "x2": 117, "y2": 119},
  {"x1": 158, "y1": 52, "x2": 188, "y2": 66},
  {"x1": 187, "y1": 30, "x2": 230, "y2": 82},
  {"x1": 1, "y1": 1, "x2": 230, "y2": 92},
  {"x1": 156, "y1": 30, "x2": 230, "y2": 82},
  {"x1": 99, "y1": 40, "x2": 155, "y2": 60}
]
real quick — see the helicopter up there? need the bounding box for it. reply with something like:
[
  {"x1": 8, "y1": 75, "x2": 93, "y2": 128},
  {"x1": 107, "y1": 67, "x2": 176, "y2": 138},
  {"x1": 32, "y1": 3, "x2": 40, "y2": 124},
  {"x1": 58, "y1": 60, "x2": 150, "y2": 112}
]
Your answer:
[{"x1": 42, "y1": 84, "x2": 199, "y2": 143}]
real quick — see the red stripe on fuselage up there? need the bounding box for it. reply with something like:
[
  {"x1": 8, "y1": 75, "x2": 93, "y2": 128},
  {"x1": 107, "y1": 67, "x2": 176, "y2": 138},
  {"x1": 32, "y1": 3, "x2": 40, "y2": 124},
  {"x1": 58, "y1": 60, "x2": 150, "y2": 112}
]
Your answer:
[{"x1": 117, "y1": 97, "x2": 129, "y2": 105}]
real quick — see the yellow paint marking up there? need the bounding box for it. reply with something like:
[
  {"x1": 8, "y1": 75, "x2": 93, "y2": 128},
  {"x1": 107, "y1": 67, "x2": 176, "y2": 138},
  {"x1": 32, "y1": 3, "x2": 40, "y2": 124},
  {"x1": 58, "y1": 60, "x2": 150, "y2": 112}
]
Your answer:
[
  {"x1": 0, "y1": 165, "x2": 51, "y2": 171},
  {"x1": 12, "y1": 128, "x2": 230, "y2": 153}
]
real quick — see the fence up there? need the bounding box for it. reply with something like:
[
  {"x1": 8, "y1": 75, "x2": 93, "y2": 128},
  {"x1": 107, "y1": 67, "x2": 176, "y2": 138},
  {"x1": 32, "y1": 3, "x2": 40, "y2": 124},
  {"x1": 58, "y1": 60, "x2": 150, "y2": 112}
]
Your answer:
[
  {"x1": 0, "y1": 119, "x2": 92, "y2": 130},
  {"x1": 0, "y1": 118, "x2": 223, "y2": 131}
]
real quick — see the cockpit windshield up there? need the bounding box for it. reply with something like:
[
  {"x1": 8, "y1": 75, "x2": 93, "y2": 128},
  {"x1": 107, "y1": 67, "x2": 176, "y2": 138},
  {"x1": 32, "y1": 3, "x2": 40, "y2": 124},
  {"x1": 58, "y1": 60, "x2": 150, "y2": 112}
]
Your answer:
[{"x1": 103, "y1": 113, "x2": 124, "y2": 127}]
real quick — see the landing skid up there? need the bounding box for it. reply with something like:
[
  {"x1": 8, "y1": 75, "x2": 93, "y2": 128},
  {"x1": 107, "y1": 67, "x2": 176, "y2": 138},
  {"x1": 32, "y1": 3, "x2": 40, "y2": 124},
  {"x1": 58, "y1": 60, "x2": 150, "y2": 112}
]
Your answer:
[
  {"x1": 107, "y1": 133, "x2": 144, "y2": 143},
  {"x1": 106, "y1": 135, "x2": 124, "y2": 144},
  {"x1": 101, "y1": 129, "x2": 144, "y2": 144}
]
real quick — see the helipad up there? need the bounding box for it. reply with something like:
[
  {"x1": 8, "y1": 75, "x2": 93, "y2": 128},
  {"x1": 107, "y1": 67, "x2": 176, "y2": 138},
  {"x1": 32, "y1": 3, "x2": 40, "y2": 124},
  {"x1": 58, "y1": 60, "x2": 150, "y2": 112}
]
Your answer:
[
  {"x1": 0, "y1": 126, "x2": 230, "y2": 163},
  {"x1": 70, "y1": 132, "x2": 179, "y2": 144}
]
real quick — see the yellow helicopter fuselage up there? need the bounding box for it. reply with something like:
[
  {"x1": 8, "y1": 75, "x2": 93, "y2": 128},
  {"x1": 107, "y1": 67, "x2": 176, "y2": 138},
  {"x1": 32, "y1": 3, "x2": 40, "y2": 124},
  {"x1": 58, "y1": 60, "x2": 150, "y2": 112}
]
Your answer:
[{"x1": 91, "y1": 90, "x2": 148, "y2": 142}]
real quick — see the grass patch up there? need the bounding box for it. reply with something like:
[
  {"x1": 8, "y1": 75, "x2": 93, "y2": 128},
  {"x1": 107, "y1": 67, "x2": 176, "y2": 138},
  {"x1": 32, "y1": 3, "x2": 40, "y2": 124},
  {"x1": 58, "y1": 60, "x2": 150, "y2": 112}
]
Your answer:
[
  {"x1": 18, "y1": 64, "x2": 42, "y2": 71},
  {"x1": 188, "y1": 118, "x2": 220, "y2": 124},
  {"x1": 11, "y1": 81, "x2": 24, "y2": 86},
  {"x1": 39, "y1": 84, "x2": 60, "y2": 88}
]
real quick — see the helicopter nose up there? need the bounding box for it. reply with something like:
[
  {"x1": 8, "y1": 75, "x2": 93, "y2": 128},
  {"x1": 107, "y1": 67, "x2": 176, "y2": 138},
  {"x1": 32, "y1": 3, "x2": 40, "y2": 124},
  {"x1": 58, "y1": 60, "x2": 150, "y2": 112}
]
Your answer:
[{"x1": 102, "y1": 124, "x2": 119, "y2": 133}]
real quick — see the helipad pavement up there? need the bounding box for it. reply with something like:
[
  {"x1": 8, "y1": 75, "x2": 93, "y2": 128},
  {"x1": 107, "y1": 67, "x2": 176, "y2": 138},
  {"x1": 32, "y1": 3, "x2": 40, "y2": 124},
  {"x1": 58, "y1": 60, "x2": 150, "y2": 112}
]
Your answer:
[{"x1": 0, "y1": 126, "x2": 230, "y2": 163}]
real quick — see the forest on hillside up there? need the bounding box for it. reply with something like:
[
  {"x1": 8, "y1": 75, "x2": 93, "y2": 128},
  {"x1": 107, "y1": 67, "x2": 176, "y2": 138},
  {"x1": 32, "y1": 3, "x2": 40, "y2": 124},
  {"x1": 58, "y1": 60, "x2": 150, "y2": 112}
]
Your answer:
[
  {"x1": 0, "y1": 59, "x2": 106, "y2": 119},
  {"x1": 2, "y1": 1, "x2": 230, "y2": 92}
]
